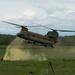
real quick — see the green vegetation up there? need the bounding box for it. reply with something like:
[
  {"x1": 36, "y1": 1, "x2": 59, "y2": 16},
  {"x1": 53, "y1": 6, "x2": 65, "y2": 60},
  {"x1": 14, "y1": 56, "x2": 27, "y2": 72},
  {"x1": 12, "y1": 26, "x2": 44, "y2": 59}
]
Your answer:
[
  {"x1": 57, "y1": 35, "x2": 75, "y2": 46},
  {"x1": 0, "y1": 34, "x2": 15, "y2": 45},
  {"x1": 0, "y1": 34, "x2": 75, "y2": 75},
  {"x1": 0, "y1": 60, "x2": 75, "y2": 75},
  {"x1": 0, "y1": 46, "x2": 75, "y2": 75}
]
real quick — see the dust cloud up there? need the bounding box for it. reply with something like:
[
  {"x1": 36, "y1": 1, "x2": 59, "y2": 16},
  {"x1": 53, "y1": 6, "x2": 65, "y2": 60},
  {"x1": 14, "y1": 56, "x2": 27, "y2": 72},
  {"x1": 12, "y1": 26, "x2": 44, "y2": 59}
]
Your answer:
[{"x1": 3, "y1": 37, "x2": 47, "y2": 61}]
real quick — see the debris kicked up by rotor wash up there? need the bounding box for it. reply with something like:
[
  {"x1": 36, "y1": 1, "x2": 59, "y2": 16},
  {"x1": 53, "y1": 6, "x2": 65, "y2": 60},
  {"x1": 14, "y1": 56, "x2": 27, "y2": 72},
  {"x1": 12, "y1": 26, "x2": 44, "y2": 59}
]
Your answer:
[{"x1": 3, "y1": 37, "x2": 47, "y2": 61}]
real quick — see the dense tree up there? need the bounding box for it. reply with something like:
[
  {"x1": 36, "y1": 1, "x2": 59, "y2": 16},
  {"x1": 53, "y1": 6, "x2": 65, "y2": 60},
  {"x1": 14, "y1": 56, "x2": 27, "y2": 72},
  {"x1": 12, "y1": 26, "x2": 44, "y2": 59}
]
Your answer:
[
  {"x1": 0, "y1": 34, "x2": 15, "y2": 45},
  {"x1": 0, "y1": 34, "x2": 75, "y2": 46},
  {"x1": 56, "y1": 35, "x2": 75, "y2": 46}
]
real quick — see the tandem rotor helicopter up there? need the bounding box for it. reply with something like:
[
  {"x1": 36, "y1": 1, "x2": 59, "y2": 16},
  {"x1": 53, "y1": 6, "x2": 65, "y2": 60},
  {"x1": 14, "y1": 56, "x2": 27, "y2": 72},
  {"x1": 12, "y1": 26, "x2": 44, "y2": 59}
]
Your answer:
[{"x1": 2, "y1": 21, "x2": 75, "y2": 47}]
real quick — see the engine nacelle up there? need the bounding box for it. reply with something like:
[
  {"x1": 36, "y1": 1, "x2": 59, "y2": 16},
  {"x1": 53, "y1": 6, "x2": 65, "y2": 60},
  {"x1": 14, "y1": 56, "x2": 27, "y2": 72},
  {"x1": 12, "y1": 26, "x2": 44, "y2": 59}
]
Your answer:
[{"x1": 47, "y1": 31, "x2": 58, "y2": 43}]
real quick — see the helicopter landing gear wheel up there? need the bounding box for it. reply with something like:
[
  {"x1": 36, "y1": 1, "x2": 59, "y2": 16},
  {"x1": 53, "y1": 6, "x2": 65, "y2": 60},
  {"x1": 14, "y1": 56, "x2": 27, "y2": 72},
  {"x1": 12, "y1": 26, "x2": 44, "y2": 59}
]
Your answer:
[
  {"x1": 51, "y1": 45, "x2": 54, "y2": 48},
  {"x1": 45, "y1": 45, "x2": 47, "y2": 47}
]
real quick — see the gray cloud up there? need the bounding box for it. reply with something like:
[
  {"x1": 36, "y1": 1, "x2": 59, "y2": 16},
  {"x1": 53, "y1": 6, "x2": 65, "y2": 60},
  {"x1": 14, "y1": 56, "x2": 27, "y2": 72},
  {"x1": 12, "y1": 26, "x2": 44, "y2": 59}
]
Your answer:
[{"x1": 0, "y1": 0, "x2": 75, "y2": 36}]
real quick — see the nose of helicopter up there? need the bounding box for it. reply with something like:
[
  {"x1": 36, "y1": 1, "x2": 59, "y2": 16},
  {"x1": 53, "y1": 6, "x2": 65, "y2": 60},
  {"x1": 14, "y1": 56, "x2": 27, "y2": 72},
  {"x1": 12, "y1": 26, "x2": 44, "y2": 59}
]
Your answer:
[{"x1": 17, "y1": 33, "x2": 23, "y2": 38}]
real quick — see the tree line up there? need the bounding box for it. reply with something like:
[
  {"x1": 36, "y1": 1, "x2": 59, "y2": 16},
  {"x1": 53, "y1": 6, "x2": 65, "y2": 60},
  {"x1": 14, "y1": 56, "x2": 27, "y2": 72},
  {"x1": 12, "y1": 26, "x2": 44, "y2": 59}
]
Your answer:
[
  {"x1": 0, "y1": 34, "x2": 15, "y2": 45},
  {"x1": 56, "y1": 35, "x2": 75, "y2": 46},
  {"x1": 0, "y1": 34, "x2": 75, "y2": 46}
]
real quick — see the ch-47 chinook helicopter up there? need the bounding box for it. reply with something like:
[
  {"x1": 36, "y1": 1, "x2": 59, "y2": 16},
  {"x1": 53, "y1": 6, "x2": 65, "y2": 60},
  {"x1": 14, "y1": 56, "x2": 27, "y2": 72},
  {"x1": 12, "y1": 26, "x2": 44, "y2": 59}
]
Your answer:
[{"x1": 2, "y1": 21, "x2": 75, "y2": 47}]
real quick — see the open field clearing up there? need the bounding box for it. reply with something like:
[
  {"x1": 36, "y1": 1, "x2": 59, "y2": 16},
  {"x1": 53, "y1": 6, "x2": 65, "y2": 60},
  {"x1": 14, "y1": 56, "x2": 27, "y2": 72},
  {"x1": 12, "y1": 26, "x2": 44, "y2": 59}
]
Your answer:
[{"x1": 0, "y1": 45, "x2": 75, "y2": 75}]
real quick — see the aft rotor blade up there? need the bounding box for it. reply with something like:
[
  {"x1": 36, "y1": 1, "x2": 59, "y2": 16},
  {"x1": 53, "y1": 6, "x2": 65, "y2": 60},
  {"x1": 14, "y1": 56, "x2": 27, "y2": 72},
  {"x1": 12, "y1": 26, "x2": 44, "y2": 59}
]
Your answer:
[
  {"x1": 57, "y1": 30, "x2": 75, "y2": 32},
  {"x1": 31, "y1": 22, "x2": 75, "y2": 32},
  {"x1": 31, "y1": 22, "x2": 54, "y2": 30}
]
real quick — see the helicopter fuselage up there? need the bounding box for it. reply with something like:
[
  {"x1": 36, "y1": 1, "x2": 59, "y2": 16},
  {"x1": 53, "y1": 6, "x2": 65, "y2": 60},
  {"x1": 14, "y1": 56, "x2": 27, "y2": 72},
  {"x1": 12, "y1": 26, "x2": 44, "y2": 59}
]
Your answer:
[{"x1": 17, "y1": 27, "x2": 58, "y2": 47}]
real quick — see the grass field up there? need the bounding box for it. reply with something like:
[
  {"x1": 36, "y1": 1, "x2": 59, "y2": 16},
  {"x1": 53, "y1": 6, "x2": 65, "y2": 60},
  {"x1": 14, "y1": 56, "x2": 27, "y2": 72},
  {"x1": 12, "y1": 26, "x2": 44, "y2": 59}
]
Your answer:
[{"x1": 0, "y1": 45, "x2": 75, "y2": 75}]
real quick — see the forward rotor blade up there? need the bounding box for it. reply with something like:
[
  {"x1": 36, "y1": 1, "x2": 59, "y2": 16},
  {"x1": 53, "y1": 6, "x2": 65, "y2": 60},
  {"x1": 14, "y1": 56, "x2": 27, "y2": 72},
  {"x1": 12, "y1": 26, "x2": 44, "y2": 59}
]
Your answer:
[
  {"x1": 24, "y1": 26, "x2": 40, "y2": 27},
  {"x1": 57, "y1": 30, "x2": 75, "y2": 32},
  {"x1": 2, "y1": 21, "x2": 40, "y2": 28},
  {"x1": 2, "y1": 21, "x2": 22, "y2": 27}
]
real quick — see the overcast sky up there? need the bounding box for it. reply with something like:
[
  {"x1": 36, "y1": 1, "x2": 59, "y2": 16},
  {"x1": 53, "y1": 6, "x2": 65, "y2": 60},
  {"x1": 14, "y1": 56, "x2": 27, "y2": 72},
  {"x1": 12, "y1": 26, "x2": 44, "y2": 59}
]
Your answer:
[{"x1": 0, "y1": 0, "x2": 75, "y2": 36}]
